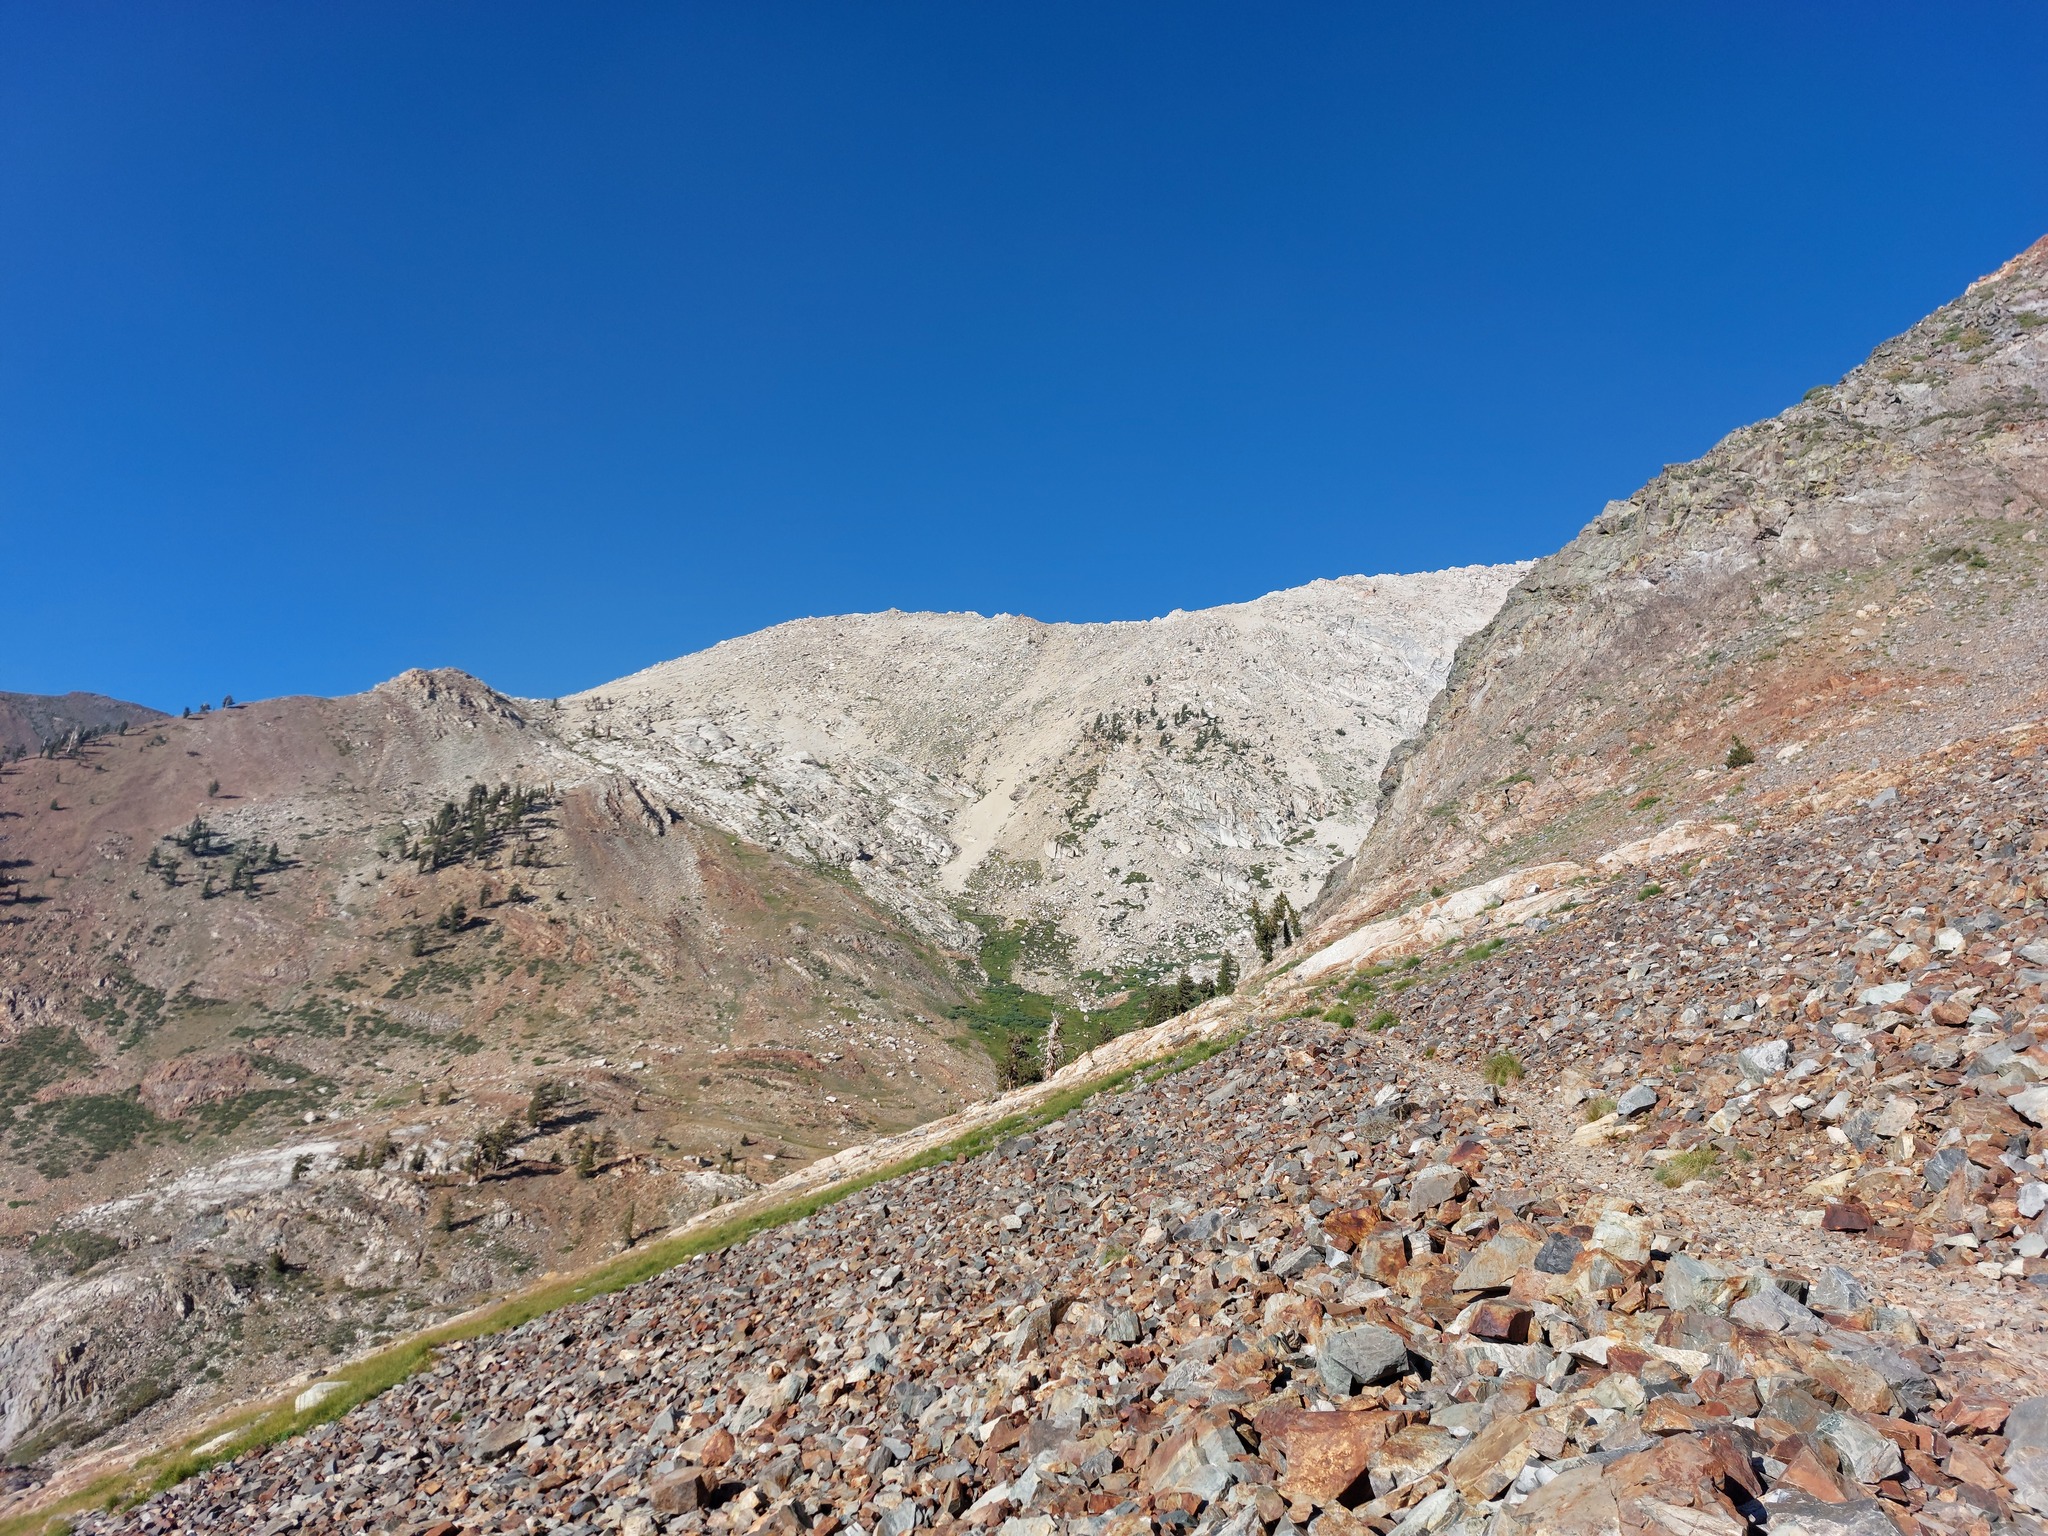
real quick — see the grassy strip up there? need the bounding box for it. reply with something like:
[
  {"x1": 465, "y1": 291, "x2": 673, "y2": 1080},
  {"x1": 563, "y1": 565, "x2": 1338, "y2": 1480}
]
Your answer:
[{"x1": 5, "y1": 1026, "x2": 1247, "y2": 1536}]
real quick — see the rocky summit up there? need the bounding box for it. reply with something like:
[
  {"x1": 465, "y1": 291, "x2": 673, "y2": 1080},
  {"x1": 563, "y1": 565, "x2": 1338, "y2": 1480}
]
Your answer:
[{"x1": 567, "y1": 567, "x2": 1523, "y2": 977}]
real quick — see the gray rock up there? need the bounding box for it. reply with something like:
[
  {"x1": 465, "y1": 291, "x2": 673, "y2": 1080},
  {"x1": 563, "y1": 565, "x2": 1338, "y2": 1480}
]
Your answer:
[
  {"x1": 1729, "y1": 1283, "x2": 1822, "y2": 1335},
  {"x1": 1806, "y1": 1265, "x2": 1870, "y2": 1315},
  {"x1": 1615, "y1": 1084, "x2": 1659, "y2": 1118},
  {"x1": 1738, "y1": 1040, "x2": 1790, "y2": 1080},
  {"x1": 1661, "y1": 1253, "x2": 1739, "y2": 1314},
  {"x1": 1833, "y1": 1340, "x2": 1935, "y2": 1416},
  {"x1": 1319, "y1": 1322, "x2": 1411, "y2": 1394},
  {"x1": 1272, "y1": 1244, "x2": 1322, "y2": 1279},
  {"x1": 1759, "y1": 1490, "x2": 1912, "y2": 1535},
  {"x1": 1533, "y1": 1232, "x2": 1582, "y2": 1274},
  {"x1": 1816, "y1": 1410, "x2": 1903, "y2": 1483},
  {"x1": 2011, "y1": 1086, "x2": 2048, "y2": 1127},
  {"x1": 1409, "y1": 1165, "x2": 1471, "y2": 1211},
  {"x1": 1172, "y1": 1210, "x2": 1224, "y2": 1244},
  {"x1": 2020, "y1": 1181, "x2": 2048, "y2": 1220},
  {"x1": 472, "y1": 1419, "x2": 530, "y2": 1460},
  {"x1": 2007, "y1": 1395, "x2": 2048, "y2": 1515},
  {"x1": 1922, "y1": 1146, "x2": 1969, "y2": 1190}
]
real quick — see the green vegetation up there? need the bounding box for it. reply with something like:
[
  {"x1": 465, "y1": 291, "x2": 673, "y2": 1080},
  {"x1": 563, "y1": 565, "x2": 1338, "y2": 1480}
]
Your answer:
[
  {"x1": 77, "y1": 967, "x2": 169, "y2": 1050},
  {"x1": 153, "y1": 817, "x2": 287, "y2": 898},
  {"x1": 1322, "y1": 1004, "x2": 1356, "y2": 1028},
  {"x1": 947, "y1": 916, "x2": 1073, "y2": 1087},
  {"x1": 947, "y1": 915, "x2": 1233, "y2": 1085},
  {"x1": 1638, "y1": 883, "x2": 1663, "y2": 901},
  {"x1": 1584, "y1": 1095, "x2": 1618, "y2": 1122},
  {"x1": 1724, "y1": 737, "x2": 1756, "y2": 769},
  {"x1": 468, "y1": 1118, "x2": 524, "y2": 1174},
  {"x1": 1368, "y1": 1009, "x2": 1398, "y2": 1032},
  {"x1": 1481, "y1": 1052, "x2": 1524, "y2": 1087},
  {"x1": 401, "y1": 781, "x2": 549, "y2": 872},
  {"x1": 12, "y1": 1092, "x2": 167, "y2": 1180},
  {"x1": 1929, "y1": 544, "x2": 1990, "y2": 570},
  {"x1": 1247, "y1": 893, "x2": 1301, "y2": 962},
  {"x1": 1656, "y1": 1145, "x2": 1720, "y2": 1188},
  {"x1": 525, "y1": 1079, "x2": 577, "y2": 1129},
  {"x1": 1456, "y1": 937, "x2": 1507, "y2": 967},
  {"x1": 27, "y1": 1228, "x2": 124, "y2": 1275},
  {"x1": 0, "y1": 1028, "x2": 98, "y2": 1120}
]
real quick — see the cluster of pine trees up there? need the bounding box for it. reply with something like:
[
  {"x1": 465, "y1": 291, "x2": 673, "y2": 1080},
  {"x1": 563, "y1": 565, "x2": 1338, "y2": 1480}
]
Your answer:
[
  {"x1": 400, "y1": 781, "x2": 548, "y2": 872},
  {"x1": 1082, "y1": 700, "x2": 1226, "y2": 751},
  {"x1": 1248, "y1": 892, "x2": 1302, "y2": 961},
  {"x1": 148, "y1": 816, "x2": 286, "y2": 898},
  {"x1": 1139, "y1": 951, "x2": 1238, "y2": 1025},
  {"x1": 35, "y1": 720, "x2": 126, "y2": 759}
]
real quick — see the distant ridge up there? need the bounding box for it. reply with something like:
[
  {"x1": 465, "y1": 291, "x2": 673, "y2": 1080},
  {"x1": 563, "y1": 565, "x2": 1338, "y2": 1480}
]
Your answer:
[{"x1": 0, "y1": 691, "x2": 165, "y2": 756}]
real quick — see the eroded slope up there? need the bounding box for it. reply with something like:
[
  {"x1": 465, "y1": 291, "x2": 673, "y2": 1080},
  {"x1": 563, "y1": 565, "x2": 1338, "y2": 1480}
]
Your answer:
[{"x1": 1322, "y1": 237, "x2": 2048, "y2": 932}]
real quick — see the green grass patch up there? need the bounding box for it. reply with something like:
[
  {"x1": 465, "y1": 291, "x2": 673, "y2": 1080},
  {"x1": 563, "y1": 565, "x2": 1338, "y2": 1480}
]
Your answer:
[
  {"x1": 1655, "y1": 1146, "x2": 1720, "y2": 1188},
  {"x1": 1367, "y1": 1010, "x2": 1398, "y2": 1032},
  {"x1": 1584, "y1": 1096, "x2": 1618, "y2": 1122},
  {"x1": 1481, "y1": 1052, "x2": 1524, "y2": 1087}
]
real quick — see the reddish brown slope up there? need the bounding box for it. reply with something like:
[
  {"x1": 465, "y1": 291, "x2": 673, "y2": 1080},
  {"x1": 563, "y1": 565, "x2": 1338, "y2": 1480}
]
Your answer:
[{"x1": 0, "y1": 669, "x2": 985, "y2": 1467}]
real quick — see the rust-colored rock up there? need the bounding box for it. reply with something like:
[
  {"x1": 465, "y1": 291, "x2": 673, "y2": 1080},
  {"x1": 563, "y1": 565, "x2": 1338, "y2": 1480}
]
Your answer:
[
  {"x1": 1254, "y1": 1406, "x2": 1391, "y2": 1505},
  {"x1": 1822, "y1": 1201, "x2": 1873, "y2": 1233}
]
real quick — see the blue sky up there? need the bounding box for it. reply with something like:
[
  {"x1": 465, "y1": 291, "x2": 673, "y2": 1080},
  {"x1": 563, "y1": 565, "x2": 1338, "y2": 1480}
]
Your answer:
[{"x1": 4, "y1": 4, "x2": 2045, "y2": 710}]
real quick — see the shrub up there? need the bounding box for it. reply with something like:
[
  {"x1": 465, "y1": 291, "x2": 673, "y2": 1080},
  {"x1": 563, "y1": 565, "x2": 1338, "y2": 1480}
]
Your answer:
[
  {"x1": 1725, "y1": 738, "x2": 1756, "y2": 769},
  {"x1": 1481, "y1": 1052, "x2": 1524, "y2": 1087},
  {"x1": 1638, "y1": 884, "x2": 1663, "y2": 901},
  {"x1": 1322, "y1": 1005, "x2": 1356, "y2": 1028}
]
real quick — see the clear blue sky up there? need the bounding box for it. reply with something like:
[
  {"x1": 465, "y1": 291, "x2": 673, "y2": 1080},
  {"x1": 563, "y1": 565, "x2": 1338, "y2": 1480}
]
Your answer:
[{"x1": 4, "y1": 5, "x2": 2044, "y2": 710}]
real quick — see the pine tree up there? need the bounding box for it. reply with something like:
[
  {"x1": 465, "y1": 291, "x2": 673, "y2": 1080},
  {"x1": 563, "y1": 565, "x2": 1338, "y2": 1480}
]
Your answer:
[
  {"x1": 1215, "y1": 952, "x2": 1238, "y2": 994},
  {"x1": 1272, "y1": 894, "x2": 1301, "y2": 949},
  {"x1": 1249, "y1": 898, "x2": 1278, "y2": 962}
]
